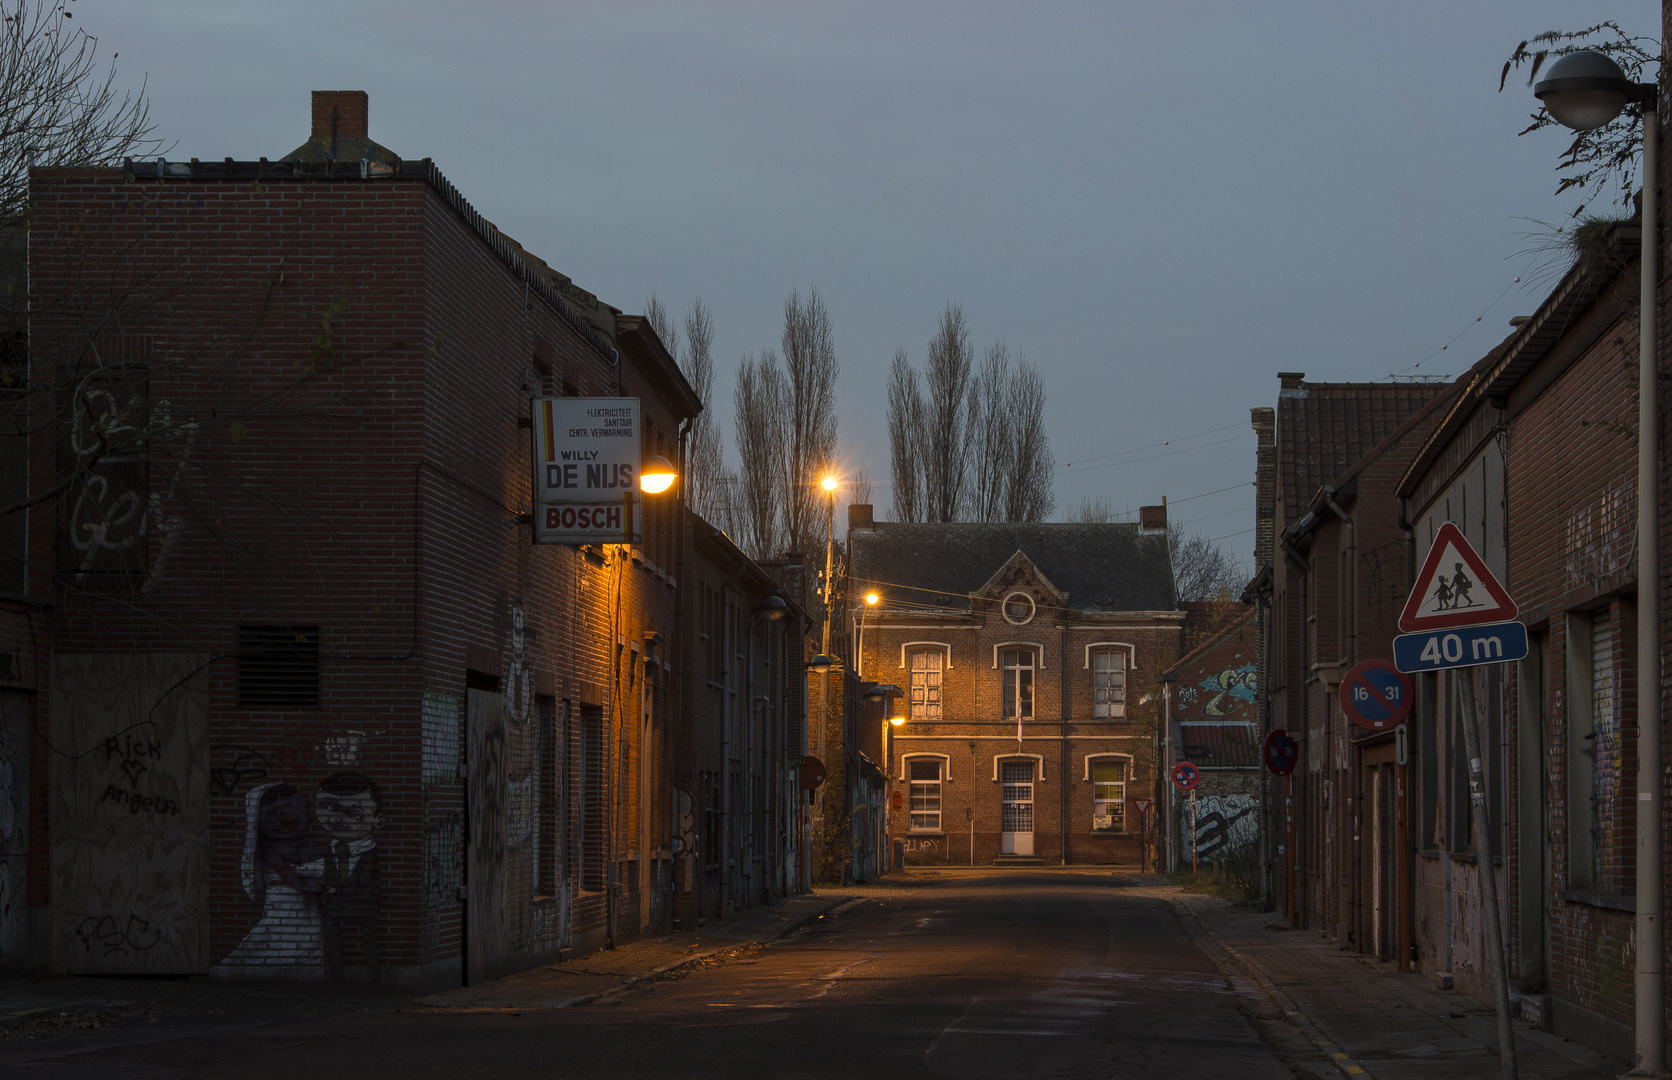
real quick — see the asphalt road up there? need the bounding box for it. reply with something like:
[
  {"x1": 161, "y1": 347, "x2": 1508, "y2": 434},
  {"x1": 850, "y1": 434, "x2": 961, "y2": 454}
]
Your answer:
[{"x1": 6, "y1": 873, "x2": 1316, "y2": 1079}]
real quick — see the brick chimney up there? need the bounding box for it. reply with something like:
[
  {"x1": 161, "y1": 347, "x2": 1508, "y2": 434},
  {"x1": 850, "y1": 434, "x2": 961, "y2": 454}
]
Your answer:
[
  {"x1": 282, "y1": 90, "x2": 398, "y2": 165},
  {"x1": 848, "y1": 504, "x2": 874, "y2": 532},
  {"x1": 311, "y1": 91, "x2": 368, "y2": 148},
  {"x1": 1139, "y1": 501, "x2": 1167, "y2": 533}
]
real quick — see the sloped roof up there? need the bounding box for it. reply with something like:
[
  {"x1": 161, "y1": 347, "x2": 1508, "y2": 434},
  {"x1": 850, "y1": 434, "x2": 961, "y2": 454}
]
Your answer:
[
  {"x1": 1277, "y1": 381, "x2": 1448, "y2": 527},
  {"x1": 849, "y1": 521, "x2": 1175, "y2": 613}
]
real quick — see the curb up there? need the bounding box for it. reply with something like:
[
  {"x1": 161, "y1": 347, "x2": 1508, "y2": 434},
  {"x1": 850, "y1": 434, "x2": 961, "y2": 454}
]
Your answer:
[
  {"x1": 1170, "y1": 897, "x2": 1374, "y2": 1080},
  {"x1": 594, "y1": 894, "x2": 855, "y2": 1004}
]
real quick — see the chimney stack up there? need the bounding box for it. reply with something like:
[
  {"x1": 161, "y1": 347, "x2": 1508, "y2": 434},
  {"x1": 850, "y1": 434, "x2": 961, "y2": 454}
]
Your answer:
[
  {"x1": 848, "y1": 504, "x2": 874, "y2": 532},
  {"x1": 311, "y1": 91, "x2": 369, "y2": 150}
]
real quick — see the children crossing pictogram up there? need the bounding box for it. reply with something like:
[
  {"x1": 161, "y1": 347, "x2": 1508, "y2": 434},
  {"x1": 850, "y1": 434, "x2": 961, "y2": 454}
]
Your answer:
[{"x1": 1398, "y1": 522, "x2": 1518, "y2": 633}]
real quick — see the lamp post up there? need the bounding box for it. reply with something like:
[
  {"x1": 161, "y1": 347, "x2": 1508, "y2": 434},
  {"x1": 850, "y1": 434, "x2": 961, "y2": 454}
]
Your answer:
[
  {"x1": 1535, "y1": 51, "x2": 1662, "y2": 1078},
  {"x1": 866, "y1": 683, "x2": 905, "y2": 873}
]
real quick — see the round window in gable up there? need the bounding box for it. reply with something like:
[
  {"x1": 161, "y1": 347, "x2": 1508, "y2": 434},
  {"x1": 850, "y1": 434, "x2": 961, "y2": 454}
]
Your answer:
[{"x1": 1002, "y1": 592, "x2": 1036, "y2": 625}]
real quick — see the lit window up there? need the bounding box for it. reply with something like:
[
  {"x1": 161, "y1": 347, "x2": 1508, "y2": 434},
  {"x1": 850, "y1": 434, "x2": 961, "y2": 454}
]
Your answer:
[
  {"x1": 909, "y1": 650, "x2": 943, "y2": 721},
  {"x1": 1002, "y1": 648, "x2": 1034, "y2": 719},
  {"x1": 909, "y1": 758, "x2": 942, "y2": 830},
  {"x1": 1092, "y1": 649, "x2": 1126, "y2": 719},
  {"x1": 1092, "y1": 761, "x2": 1126, "y2": 831}
]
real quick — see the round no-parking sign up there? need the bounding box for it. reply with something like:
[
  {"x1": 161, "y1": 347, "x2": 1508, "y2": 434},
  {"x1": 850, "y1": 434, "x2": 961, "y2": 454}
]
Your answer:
[
  {"x1": 1170, "y1": 762, "x2": 1200, "y2": 791},
  {"x1": 1339, "y1": 659, "x2": 1413, "y2": 732}
]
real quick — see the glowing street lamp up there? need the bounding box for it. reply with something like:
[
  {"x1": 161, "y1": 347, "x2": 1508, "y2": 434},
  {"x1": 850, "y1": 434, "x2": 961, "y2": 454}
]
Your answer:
[{"x1": 639, "y1": 454, "x2": 677, "y2": 494}]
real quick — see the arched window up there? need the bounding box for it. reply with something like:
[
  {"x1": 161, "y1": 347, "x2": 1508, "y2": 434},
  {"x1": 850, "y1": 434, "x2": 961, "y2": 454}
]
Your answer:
[
  {"x1": 908, "y1": 649, "x2": 943, "y2": 721},
  {"x1": 1002, "y1": 648, "x2": 1034, "y2": 719},
  {"x1": 1091, "y1": 648, "x2": 1127, "y2": 719},
  {"x1": 1089, "y1": 755, "x2": 1129, "y2": 832},
  {"x1": 907, "y1": 757, "x2": 943, "y2": 831}
]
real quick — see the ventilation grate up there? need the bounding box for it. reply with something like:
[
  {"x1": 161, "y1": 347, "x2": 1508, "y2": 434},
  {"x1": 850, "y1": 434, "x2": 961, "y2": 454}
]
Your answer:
[{"x1": 238, "y1": 625, "x2": 320, "y2": 708}]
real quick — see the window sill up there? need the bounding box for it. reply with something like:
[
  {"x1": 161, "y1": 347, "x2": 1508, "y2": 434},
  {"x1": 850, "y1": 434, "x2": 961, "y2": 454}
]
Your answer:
[
  {"x1": 907, "y1": 830, "x2": 946, "y2": 837},
  {"x1": 1556, "y1": 889, "x2": 1635, "y2": 913}
]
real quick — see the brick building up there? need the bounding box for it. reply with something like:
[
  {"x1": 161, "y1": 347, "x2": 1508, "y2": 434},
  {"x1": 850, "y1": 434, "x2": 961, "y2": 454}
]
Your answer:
[
  {"x1": 843, "y1": 506, "x2": 1181, "y2": 867},
  {"x1": 1160, "y1": 608, "x2": 1261, "y2": 878},
  {"x1": 0, "y1": 90, "x2": 801, "y2": 988},
  {"x1": 674, "y1": 512, "x2": 810, "y2": 925},
  {"x1": 1396, "y1": 220, "x2": 1655, "y2": 1055},
  {"x1": 1251, "y1": 375, "x2": 1449, "y2": 943}
]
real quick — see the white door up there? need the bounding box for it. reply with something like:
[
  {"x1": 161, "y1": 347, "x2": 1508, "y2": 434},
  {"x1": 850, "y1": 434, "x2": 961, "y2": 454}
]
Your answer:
[{"x1": 1000, "y1": 761, "x2": 1034, "y2": 856}]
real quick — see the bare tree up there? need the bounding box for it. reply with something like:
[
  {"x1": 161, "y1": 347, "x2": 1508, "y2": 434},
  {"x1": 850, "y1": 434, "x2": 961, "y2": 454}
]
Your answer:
[
  {"x1": 1170, "y1": 524, "x2": 1243, "y2": 603},
  {"x1": 1001, "y1": 353, "x2": 1054, "y2": 522},
  {"x1": 0, "y1": 0, "x2": 166, "y2": 225},
  {"x1": 885, "y1": 347, "x2": 925, "y2": 523},
  {"x1": 921, "y1": 303, "x2": 973, "y2": 522},
  {"x1": 642, "y1": 293, "x2": 679, "y2": 361},
  {"x1": 1501, "y1": 21, "x2": 1660, "y2": 217},
  {"x1": 730, "y1": 350, "x2": 786, "y2": 559},
  {"x1": 965, "y1": 340, "x2": 1012, "y2": 523},
  {"x1": 777, "y1": 287, "x2": 838, "y2": 553},
  {"x1": 887, "y1": 310, "x2": 1055, "y2": 524},
  {"x1": 847, "y1": 469, "x2": 873, "y2": 511},
  {"x1": 680, "y1": 298, "x2": 723, "y2": 521},
  {"x1": 1068, "y1": 495, "x2": 1118, "y2": 523}
]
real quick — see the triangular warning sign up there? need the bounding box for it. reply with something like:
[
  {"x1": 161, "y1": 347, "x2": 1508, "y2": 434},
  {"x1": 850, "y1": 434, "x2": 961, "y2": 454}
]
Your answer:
[{"x1": 1399, "y1": 521, "x2": 1518, "y2": 632}]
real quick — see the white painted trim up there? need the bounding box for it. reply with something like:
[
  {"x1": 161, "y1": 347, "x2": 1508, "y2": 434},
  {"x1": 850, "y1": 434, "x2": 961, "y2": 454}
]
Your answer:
[
  {"x1": 898, "y1": 751, "x2": 953, "y2": 782},
  {"x1": 991, "y1": 642, "x2": 1046, "y2": 669},
  {"x1": 1001, "y1": 591, "x2": 1037, "y2": 625},
  {"x1": 991, "y1": 753, "x2": 1045, "y2": 782},
  {"x1": 1082, "y1": 752, "x2": 1134, "y2": 781},
  {"x1": 1083, "y1": 642, "x2": 1138, "y2": 670},
  {"x1": 898, "y1": 642, "x2": 954, "y2": 669}
]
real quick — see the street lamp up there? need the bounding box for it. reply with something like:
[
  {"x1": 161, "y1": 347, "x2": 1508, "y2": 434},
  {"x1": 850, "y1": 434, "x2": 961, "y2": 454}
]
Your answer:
[
  {"x1": 1535, "y1": 50, "x2": 1662, "y2": 1077},
  {"x1": 807, "y1": 654, "x2": 833, "y2": 674},
  {"x1": 639, "y1": 454, "x2": 677, "y2": 494}
]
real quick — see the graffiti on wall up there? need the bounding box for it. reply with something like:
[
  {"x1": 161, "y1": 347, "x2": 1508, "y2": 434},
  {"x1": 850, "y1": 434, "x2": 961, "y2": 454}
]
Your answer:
[
  {"x1": 1183, "y1": 794, "x2": 1258, "y2": 861},
  {"x1": 213, "y1": 773, "x2": 387, "y2": 980},
  {"x1": 51, "y1": 652, "x2": 209, "y2": 974},
  {"x1": 1197, "y1": 664, "x2": 1256, "y2": 718}
]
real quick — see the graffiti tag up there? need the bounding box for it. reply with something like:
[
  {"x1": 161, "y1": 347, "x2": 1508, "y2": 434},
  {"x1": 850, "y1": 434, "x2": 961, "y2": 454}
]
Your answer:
[{"x1": 75, "y1": 913, "x2": 162, "y2": 956}]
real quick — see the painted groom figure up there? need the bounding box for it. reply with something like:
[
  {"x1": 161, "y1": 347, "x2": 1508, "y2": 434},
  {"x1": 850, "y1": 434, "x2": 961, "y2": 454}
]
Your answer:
[{"x1": 315, "y1": 773, "x2": 385, "y2": 982}]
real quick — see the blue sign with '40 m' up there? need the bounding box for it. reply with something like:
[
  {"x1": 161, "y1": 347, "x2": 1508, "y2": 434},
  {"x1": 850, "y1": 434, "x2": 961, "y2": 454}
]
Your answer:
[{"x1": 1393, "y1": 620, "x2": 1529, "y2": 674}]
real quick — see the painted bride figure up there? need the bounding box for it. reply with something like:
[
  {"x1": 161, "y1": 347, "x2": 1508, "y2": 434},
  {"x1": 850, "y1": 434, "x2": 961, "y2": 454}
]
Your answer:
[{"x1": 213, "y1": 781, "x2": 325, "y2": 977}]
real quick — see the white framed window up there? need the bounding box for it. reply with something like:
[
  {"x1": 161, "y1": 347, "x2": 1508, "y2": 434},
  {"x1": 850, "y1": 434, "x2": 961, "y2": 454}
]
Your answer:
[
  {"x1": 908, "y1": 758, "x2": 943, "y2": 831},
  {"x1": 1002, "y1": 648, "x2": 1034, "y2": 718},
  {"x1": 1092, "y1": 649, "x2": 1126, "y2": 719},
  {"x1": 1092, "y1": 759, "x2": 1127, "y2": 832},
  {"x1": 909, "y1": 649, "x2": 943, "y2": 721}
]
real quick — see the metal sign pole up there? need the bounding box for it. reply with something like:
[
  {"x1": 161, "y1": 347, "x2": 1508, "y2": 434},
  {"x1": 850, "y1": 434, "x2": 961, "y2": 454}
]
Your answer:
[
  {"x1": 1458, "y1": 667, "x2": 1518, "y2": 1080},
  {"x1": 1191, "y1": 789, "x2": 1198, "y2": 880}
]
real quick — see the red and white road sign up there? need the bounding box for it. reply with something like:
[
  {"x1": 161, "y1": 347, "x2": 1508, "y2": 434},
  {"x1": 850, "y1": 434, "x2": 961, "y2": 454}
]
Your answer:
[
  {"x1": 1398, "y1": 522, "x2": 1518, "y2": 633},
  {"x1": 1132, "y1": 798, "x2": 1153, "y2": 815}
]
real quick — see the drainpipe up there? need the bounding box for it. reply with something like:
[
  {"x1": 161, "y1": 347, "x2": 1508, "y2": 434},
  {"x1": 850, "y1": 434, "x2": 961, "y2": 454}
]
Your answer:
[
  {"x1": 1060, "y1": 622, "x2": 1070, "y2": 867},
  {"x1": 1282, "y1": 535, "x2": 1310, "y2": 929},
  {"x1": 1323, "y1": 486, "x2": 1358, "y2": 952}
]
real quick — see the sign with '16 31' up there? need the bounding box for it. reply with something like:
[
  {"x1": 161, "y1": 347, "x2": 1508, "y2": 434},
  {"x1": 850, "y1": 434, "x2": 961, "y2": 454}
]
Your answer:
[{"x1": 531, "y1": 397, "x2": 642, "y2": 545}]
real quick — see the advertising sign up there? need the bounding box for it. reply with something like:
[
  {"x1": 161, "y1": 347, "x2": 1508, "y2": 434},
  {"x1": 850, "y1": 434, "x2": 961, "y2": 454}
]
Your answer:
[{"x1": 531, "y1": 397, "x2": 642, "y2": 545}]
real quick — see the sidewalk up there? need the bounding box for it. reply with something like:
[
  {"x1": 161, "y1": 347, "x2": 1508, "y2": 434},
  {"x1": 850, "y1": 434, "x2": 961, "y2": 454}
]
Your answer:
[
  {"x1": 1, "y1": 891, "x2": 850, "y2": 1042},
  {"x1": 1172, "y1": 893, "x2": 1620, "y2": 1080}
]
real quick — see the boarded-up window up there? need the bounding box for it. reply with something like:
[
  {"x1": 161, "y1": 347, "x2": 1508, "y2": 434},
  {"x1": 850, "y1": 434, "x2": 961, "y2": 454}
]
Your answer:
[
  {"x1": 237, "y1": 626, "x2": 319, "y2": 708},
  {"x1": 1092, "y1": 650, "x2": 1126, "y2": 718},
  {"x1": 909, "y1": 650, "x2": 943, "y2": 721},
  {"x1": 578, "y1": 705, "x2": 606, "y2": 891}
]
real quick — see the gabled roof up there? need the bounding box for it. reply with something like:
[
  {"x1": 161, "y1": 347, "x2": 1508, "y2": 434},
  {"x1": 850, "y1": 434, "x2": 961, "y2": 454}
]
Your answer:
[
  {"x1": 1276, "y1": 381, "x2": 1448, "y2": 528},
  {"x1": 1161, "y1": 608, "x2": 1256, "y2": 682},
  {"x1": 1396, "y1": 222, "x2": 1641, "y2": 500},
  {"x1": 849, "y1": 521, "x2": 1175, "y2": 614}
]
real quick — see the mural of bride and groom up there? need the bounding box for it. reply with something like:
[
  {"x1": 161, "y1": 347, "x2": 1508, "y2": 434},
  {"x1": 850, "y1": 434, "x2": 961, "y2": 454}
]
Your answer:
[{"x1": 213, "y1": 773, "x2": 385, "y2": 980}]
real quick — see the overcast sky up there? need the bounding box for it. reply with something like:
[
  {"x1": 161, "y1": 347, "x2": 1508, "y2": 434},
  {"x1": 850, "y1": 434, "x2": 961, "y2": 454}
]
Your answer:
[{"x1": 82, "y1": 1, "x2": 1663, "y2": 571}]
